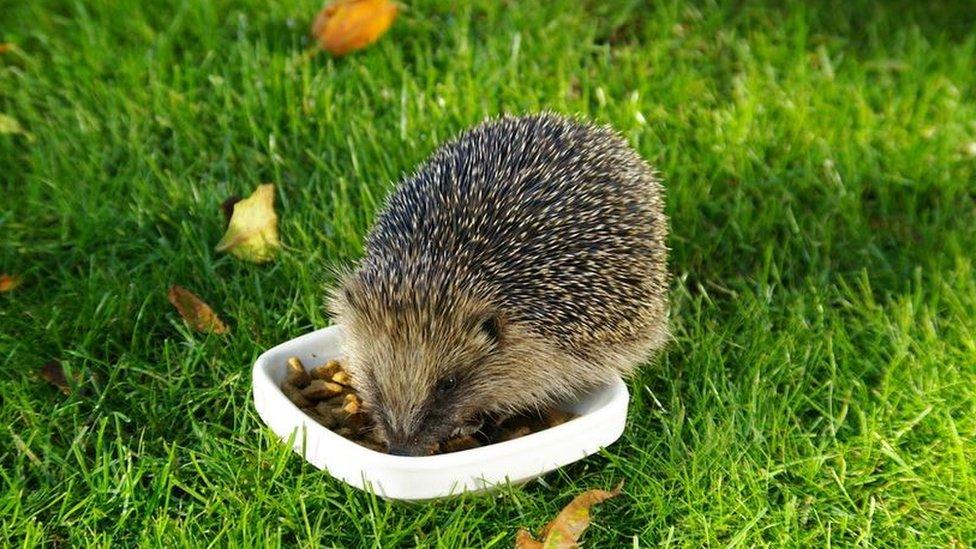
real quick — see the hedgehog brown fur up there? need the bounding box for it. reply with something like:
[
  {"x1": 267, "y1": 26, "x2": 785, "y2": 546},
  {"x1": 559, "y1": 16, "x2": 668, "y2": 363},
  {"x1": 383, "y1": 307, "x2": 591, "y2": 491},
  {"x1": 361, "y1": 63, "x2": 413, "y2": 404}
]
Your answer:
[{"x1": 329, "y1": 113, "x2": 669, "y2": 456}]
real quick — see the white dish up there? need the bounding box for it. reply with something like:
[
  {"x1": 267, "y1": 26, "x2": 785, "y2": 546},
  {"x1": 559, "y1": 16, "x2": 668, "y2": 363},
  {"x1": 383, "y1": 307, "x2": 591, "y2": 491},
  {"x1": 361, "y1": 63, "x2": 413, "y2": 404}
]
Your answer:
[{"x1": 251, "y1": 325, "x2": 629, "y2": 501}]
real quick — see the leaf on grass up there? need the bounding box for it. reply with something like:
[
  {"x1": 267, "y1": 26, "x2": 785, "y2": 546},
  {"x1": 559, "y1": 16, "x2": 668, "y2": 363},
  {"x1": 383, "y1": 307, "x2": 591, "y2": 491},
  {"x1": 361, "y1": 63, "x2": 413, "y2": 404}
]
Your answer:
[
  {"x1": 515, "y1": 482, "x2": 624, "y2": 549},
  {"x1": 515, "y1": 530, "x2": 543, "y2": 549},
  {"x1": 215, "y1": 184, "x2": 280, "y2": 263},
  {"x1": 0, "y1": 273, "x2": 21, "y2": 293},
  {"x1": 39, "y1": 360, "x2": 71, "y2": 395},
  {"x1": 312, "y1": 0, "x2": 397, "y2": 57},
  {"x1": 0, "y1": 113, "x2": 26, "y2": 135},
  {"x1": 0, "y1": 43, "x2": 13, "y2": 54},
  {"x1": 168, "y1": 285, "x2": 229, "y2": 334}
]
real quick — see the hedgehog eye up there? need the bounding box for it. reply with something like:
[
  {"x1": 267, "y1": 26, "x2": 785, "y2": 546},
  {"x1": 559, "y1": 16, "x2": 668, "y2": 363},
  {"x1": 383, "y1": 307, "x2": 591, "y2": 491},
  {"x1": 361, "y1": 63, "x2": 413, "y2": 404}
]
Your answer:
[{"x1": 436, "y1": 375, "x2": 457, "y2": 397}]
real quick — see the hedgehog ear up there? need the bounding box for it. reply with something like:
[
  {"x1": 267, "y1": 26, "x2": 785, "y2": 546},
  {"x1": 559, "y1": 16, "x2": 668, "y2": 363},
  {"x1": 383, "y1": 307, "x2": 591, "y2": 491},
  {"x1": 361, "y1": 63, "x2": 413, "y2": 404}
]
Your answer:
[{"x1": 478, "y1": 313, "x2": 503, "y2": 345}]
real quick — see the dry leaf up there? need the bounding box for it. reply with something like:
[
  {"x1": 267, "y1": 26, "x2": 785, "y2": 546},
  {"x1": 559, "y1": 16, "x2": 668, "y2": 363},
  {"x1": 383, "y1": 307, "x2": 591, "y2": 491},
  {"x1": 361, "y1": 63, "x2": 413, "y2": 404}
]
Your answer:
[
  {"x1": 167, "y1": 285, "x2": 229, "y2": 334},
  {"x1": 312, "y1": 0, "x2": 397, "y2": 57},
  {"x1": 515, "y1": 529, "x2": 543, "y2": 549},
  {"x1": 515, "y1": 482, "x2": 623, "y2": 549},
  {"x1": 39, "y1": 360, "x2": 71, "y2": 395},
  {"x1": 215, "y1": 184, "x2": 280, "y2": 263},
  {"x1": 0, "y1": 43, "x2": 13, "y2": 54},
  {"x1": 0, "y1": 273, "x2": 21, "y2": 293}
]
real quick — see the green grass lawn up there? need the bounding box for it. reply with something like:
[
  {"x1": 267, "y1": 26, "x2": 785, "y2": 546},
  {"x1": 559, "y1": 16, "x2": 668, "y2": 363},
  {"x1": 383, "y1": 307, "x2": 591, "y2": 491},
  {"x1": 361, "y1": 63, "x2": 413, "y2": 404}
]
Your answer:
[{"x1": 2, "y1": 0, "x2": 976, "y2": 545}]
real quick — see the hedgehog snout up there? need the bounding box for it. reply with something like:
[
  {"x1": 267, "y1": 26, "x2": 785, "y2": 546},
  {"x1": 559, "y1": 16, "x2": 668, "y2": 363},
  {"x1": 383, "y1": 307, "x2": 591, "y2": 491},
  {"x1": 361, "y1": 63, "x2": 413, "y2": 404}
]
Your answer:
[
  {"x1": 387, "y1": 442, "x2": 429, "y2": 457},
  {"x1": 384, "y1": 428, "x2": 436, "y2": 457},
  {"x1": 380, "y1": 404, "x2": 482, "y2": 456}
]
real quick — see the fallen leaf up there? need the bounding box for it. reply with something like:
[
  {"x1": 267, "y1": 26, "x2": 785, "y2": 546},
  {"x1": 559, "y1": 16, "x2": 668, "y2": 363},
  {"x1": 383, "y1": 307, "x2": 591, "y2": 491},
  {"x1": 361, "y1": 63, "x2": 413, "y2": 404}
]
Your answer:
[
  {"x1": 39, "y1": 360, "x2": 71, "y2": 395},
  {"x1": 515, "y1": 482, "x2": 623, "y2": 549},
  {"x1": 0, "y1": 43, "x2": 13, "y2": 54},
  {"x1": 215, "y1": 184, "x2": 280, "y2": 262},
  {"x1": 515, "y1": 530, "x2": 543, "y2": 549},
  {"x1": 0, "y1": 273, "x2": 21, "y2": 292},
  {"x1": 0, "y1": 113, "x2": 25, "y2": 134},
  {"x1": 167, "y1": 285, "x2": 229, "y2": 334},
  {"x1": 312, "y1": 0, "x2": 397, "y2": 57}
]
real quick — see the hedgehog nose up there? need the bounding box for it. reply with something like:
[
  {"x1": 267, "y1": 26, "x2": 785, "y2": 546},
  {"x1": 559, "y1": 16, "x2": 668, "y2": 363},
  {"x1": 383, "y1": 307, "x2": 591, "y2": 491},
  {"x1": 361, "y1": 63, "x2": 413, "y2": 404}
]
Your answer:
[
  {"x1": 388, "y1": 443, "x2": 425, "y2": 457},
  {"x1": 388, "y1": 445, "x2": 412, "y2": 456}
]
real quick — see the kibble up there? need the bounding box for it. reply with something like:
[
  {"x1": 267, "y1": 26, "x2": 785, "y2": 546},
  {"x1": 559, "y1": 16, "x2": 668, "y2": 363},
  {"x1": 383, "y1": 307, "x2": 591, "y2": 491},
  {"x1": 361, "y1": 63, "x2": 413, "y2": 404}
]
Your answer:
[
  {"x1": 310, "y1": 360, "x2": 342, "y2": 380},
  {"x1": 341, "y1": 398, "x2": 360, "y2": 414},
  {"x1": 439, "y1": 435, "x2": 480, "y2": 453},
  {"x1": 280, "y1": 356, "x2": 575, "y2": 455},
  {"x1": 282, "y1": 383, "x2": 313, "y2": 408},
  {"x1": 285, "y1": 357, "x2": 310, "y2": 388},
  {"x1": 331, "y1": 370, "x2": 351, "y2": 386},
  {"x1": 301, "y1": 379, "x2": 344, "y2": 399}
]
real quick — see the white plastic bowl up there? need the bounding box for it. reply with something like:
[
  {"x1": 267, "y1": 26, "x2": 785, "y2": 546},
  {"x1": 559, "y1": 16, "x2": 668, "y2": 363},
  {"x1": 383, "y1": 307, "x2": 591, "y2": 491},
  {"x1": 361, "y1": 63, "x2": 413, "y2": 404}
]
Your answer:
[{"x1": 251, "y1": 326, "x2": 629, "y2": 501}]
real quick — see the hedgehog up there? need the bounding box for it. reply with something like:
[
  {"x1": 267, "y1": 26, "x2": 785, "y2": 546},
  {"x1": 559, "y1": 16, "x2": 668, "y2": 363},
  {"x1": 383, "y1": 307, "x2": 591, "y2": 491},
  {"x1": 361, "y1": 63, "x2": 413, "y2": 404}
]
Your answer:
[{"x1": 329, "y1": 113, "x2": 668, "y2": 456}]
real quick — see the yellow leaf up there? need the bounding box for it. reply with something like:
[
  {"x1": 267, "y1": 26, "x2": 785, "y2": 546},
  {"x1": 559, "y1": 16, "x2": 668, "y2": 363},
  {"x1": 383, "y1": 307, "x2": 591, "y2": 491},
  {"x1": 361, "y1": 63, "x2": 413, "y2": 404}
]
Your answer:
[
  {"x1": 0, "y1": 273, "x2": 21, "y2": 293},
  {"x1": 0, "y1": 113, "x2": 25, "y2": 134},
  {"x1": 312, "y1": 0, "x2": 397, "y2": 57},
  {"x1": 167, "y1": 285, "x2": 229, "y2": 334},
  {"x1": 215, "y1": 183, "x2": 280, "y2": 263},
  {"x1": 515, "y1": 482, "x2": 623, "y2": 549}
]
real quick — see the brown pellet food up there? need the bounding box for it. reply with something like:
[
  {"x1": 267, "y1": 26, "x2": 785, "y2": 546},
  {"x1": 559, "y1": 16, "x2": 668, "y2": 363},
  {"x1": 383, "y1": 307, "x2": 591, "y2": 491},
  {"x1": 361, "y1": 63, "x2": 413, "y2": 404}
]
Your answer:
[
  {"x1": 310, "y1": 360, "x2": 342, "y2": 380},
  {"x1": 285, "y1": 357, "x2": 311, "y2": 388},
  {"x1": 280, "y1": 356, "x2": 575, "y2": 455},
  {"x1": 439, "y1": 435, "x2": 480, "y2": 453},
  {"x1": 301, "y1": 379, "x2": 344, "y2": 400}
]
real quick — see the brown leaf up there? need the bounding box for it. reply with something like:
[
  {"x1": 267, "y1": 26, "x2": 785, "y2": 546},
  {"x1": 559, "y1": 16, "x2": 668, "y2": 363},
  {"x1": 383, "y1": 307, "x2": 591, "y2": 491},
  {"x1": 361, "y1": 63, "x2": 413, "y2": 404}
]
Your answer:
[
  {"x1": 0, "y1": 43, "x2": 13, "y2": 54},
  {"x1": 167, "y1": 285, "x2": 229, "y2": 334},
  {"x1": 0, "y1": 273, "x2": 21, "y2": 293},
  {"x1": 312, "y1": 0, "x2": 397, "y2": 57},
  {"x1": 515, "y1": 482, "x2": 623, "y2": 549},
  {"x1": 214, "y1": 184, "x2": 280, "y2": 263},
  {"x1": 39, "y1": 360, "x2": 71, "y2": 395}
]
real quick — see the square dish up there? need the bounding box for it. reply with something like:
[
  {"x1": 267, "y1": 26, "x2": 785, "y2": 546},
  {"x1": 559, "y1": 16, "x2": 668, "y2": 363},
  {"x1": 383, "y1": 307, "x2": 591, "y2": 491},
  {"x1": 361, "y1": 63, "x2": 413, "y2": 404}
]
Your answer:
[{"x1": 252, "y1": 326, "x2": 629, "y2": 500}]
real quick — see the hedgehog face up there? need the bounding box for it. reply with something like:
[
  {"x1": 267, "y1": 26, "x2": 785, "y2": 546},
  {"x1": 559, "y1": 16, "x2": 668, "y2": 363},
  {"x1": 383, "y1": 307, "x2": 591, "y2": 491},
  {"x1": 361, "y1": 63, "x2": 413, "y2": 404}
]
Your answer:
[
  {"x1": 351, "y1": 315, "x2": 503, "y2": 456},
  {"x1": 331, "y1": 279, "x2": 505, "y2": 456}
]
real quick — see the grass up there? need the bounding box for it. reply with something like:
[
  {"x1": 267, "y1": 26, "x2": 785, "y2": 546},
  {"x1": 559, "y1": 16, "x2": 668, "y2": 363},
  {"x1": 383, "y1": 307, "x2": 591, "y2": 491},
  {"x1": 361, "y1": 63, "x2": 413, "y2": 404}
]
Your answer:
[{"x1": 2, "y1": 0, "x2": 975, "y2": 545}]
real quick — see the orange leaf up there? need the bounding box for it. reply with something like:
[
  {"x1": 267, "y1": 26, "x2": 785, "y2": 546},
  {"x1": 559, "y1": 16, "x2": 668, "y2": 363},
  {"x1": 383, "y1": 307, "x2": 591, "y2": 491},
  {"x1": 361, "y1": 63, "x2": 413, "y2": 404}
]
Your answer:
[
  {"x1": 0, "y1": 43, "x2": 13, "y2": 54},
  {"x1": 39, "y1": 360, "x2": 71, "y2": 395},
  {"x1": 515, "y1": 530, "x2": 544, "y2": 549},
  {"x1": 0, "y1": 273, "x2": 21, "y2": 293},
  {"x1": 515, "y1": 482, "x2": 623, "y2": 549},
  {"x1": 312, "y1": 0, "x2": 397, "y2": 57},
  {"x1": 167, "y1": 285, "x2": 229, "y2": 334}
]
